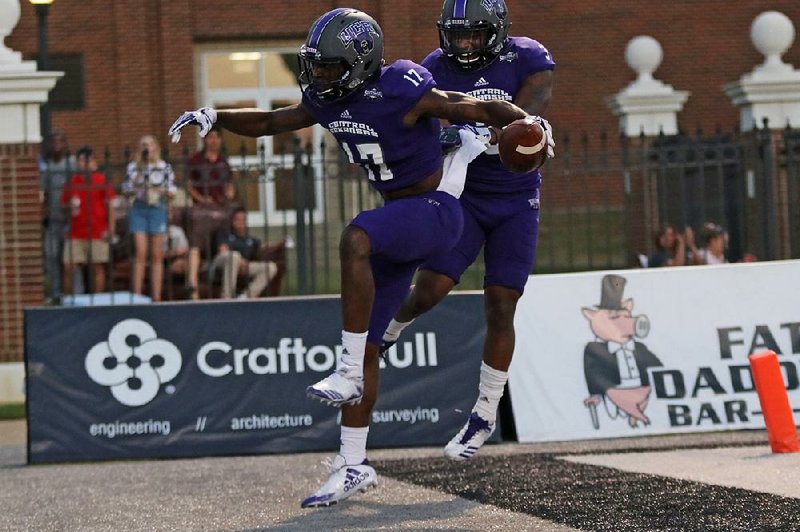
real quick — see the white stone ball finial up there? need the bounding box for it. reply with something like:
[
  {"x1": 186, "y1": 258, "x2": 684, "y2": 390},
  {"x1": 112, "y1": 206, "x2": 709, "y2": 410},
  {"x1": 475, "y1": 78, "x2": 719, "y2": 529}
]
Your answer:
[
  {"x1": 751, "y1": 11, "x2": 795, "y2": 76},
  {"x1": 0, "y1": 0, "x2": 23, "y2": 64},
  {"x1": 626, "y1": 35, "x2": 663, "y2": 85}
]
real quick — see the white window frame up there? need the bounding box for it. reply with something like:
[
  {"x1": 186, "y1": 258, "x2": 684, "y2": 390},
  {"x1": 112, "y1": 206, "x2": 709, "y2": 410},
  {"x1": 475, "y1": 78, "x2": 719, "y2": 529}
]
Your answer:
[{"x1": 197, "y1": 47, "x2": 325, "y2": 228}]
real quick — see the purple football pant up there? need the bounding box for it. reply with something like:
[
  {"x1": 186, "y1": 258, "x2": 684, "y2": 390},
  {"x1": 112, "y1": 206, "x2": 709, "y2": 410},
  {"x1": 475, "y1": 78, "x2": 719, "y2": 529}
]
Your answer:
[
  {"x1": 350, "y1": 190, "x2": 464, "y2": 344},
  {"x1": 420, "y1": 189, "x2": 540, "y2": 294}
]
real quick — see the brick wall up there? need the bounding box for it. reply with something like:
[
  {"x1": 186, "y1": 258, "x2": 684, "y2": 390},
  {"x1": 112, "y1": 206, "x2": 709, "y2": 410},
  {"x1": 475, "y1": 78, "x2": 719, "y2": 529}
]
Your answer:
[
  {"x1": 2, "y1": 2, "x2": 800, "y2": 364},
  {"x1": 7, "y1": 1, "x2": 800, "y2": 154},
  {"x1": 0, "y1": 144, "x2": 44, "y2": 362}
]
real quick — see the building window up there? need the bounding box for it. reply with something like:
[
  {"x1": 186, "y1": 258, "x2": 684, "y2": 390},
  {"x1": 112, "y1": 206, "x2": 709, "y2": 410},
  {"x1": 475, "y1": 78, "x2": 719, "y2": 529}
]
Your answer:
[
  {"x1": 199, "y1": 47, "x2": 324, "y2": 227},
  {"x1": 47, "y1": 54, "x2": 84, "y2": 111}
]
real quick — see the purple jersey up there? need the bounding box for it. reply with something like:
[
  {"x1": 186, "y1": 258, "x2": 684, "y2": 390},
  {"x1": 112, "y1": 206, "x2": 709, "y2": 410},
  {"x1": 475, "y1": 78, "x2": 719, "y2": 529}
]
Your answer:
[
  {"x1": 302, "y1": 60, "x2": 442, "y2": 193},
  {"x1": 422, "y1": 36, "x2": 555, "y2": 195}
]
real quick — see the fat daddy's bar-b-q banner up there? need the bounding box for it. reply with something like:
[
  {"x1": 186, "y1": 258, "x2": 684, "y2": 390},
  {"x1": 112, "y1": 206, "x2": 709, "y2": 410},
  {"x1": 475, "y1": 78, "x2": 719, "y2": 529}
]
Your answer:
[
  {"x1": 25, "y1": 293, "x2": 492, "y2": 464},
  {"x1": 509, "y1": 261, "x2": 800, "y2": 442}
]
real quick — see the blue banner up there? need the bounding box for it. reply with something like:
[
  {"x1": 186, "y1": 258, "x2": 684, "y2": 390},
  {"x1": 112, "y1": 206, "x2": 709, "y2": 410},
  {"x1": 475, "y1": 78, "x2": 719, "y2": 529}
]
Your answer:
[{"x1": 25, "y1": 294, "x2": 495, "y2": 463}]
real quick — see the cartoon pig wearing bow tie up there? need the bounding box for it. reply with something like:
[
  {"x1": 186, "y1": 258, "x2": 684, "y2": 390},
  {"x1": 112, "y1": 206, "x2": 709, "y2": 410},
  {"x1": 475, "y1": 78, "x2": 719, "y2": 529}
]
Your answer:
[{"x1": 582, "y1": 274, "x2": 662, "y2": 429}]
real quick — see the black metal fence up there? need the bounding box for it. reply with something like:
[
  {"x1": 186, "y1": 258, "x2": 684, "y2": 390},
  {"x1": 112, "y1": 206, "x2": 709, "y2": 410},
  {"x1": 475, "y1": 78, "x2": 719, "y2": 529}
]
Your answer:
[{"x1": 39, "y1": 123, "x2": 800, "y2": 303}]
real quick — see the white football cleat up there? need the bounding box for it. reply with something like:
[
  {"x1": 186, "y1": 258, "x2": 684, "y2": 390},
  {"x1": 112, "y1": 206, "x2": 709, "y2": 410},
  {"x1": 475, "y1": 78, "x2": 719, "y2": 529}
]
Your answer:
[
  {"x1": 301, "y1": 454, "x2": 378, "y2": 508},
  {"x1": 444, "y1": 411, "x2": 495, "y2": 461},
  {"x1": 306, "y1": 364, "x2": 364, "y2": 407}
]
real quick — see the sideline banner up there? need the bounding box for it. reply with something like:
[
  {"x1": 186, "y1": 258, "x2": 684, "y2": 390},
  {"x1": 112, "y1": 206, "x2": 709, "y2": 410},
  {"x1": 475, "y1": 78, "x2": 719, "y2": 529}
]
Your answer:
[
  {"x1": 509, "y1": 261, "x2": 800, "y2": 442},
  {"x1": 25, "y1": 293, "x2": 490, "y2": 463}
]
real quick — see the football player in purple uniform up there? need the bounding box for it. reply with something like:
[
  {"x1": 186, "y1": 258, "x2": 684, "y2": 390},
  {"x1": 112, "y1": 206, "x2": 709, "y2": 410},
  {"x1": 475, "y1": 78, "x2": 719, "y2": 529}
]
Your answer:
[
  {"x1": 380, "y1": 0, "x2": 556, "y2": 461},
  {"x1": 169, "y1": 8, "x2": 530, "y2": 507}
]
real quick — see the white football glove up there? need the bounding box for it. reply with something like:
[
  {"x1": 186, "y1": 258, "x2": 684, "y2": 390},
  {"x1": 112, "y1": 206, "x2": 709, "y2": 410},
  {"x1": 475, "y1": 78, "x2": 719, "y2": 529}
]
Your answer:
[
  {"x1": 168, "y1": 107, "x2": 217, "y2": 143},
  {"x1": 524, "y1": 115, "x2": 555, "y2": 159}
]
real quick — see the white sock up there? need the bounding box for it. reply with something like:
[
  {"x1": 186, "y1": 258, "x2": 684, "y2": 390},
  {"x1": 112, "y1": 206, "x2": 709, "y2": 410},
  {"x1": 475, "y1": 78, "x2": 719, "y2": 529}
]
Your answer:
[
  {"x1": 340, "y1": 425, "x2": 369, "y2": 465},
  {"x1": 473, "y1": 361, "x2": 508, "y2": 424},
  {"x1": 382, "y1": 318, "x2": 414, "y2": 342},
  {"x1": 340, "y1": 330, "x2": 367, "y2": 379}
]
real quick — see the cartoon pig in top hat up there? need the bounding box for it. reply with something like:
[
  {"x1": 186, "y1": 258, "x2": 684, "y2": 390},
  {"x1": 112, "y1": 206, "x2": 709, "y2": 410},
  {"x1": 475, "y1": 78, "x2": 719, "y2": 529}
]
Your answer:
[{"x1": 581, "y1": 274, "x2": 662, "y2": 428}]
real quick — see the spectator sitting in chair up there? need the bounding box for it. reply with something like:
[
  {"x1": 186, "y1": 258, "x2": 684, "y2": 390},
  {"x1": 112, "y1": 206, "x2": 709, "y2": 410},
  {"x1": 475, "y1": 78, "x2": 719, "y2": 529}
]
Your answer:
[
  {"x1": 211, "y1": 207, "x2": 277, "y2": 299},
  {"x1": 164, "y1": 222, "x2": 190, "y2": 281}
]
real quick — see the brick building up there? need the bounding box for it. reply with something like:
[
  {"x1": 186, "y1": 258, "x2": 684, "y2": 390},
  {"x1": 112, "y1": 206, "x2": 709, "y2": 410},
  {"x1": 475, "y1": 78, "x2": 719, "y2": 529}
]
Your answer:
[
  {"x1": 1, "y1": 1, "x2": 799, "y2": 363},
  {"x1": 6, "y1": 0, "x2": 800, "y2": 154}
]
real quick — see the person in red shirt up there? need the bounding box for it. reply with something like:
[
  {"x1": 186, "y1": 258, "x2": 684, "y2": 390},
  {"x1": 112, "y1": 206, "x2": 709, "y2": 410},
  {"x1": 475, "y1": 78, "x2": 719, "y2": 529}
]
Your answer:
[{"x1": 60, "y1": 146, "x2": 116, "y2": 295}]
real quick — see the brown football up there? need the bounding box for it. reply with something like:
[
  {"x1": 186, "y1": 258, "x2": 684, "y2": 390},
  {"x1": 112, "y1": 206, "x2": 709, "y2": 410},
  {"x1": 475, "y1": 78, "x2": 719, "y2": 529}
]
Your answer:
[{"x1": 498, "y1": 118, "x2": 547, "y2": 173}]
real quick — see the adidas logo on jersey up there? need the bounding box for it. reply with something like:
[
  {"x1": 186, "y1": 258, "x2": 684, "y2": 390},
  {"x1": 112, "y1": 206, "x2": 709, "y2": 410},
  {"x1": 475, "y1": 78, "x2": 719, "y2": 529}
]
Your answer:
[
  {"x1": 474, "y1": 77, "x2": 489, "y2": 87},
  {"x1": 340, "y1": 109, "x2": 352, "y2": 119}
]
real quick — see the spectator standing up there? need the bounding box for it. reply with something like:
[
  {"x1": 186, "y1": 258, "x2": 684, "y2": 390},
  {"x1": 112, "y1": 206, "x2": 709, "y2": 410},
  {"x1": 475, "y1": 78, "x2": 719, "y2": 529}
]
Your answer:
[
  {"x1": 123, "y1": 135, "x2": 176, "y2": 302},
  {"x1": 186, "y1": 126, "x2": 236, "y2": 299},
  {"x1": 211, "y1": 207, "x2": 277, "y2": 299},
  {"x1": 39, "y1": 130, "x2": 74, "y2": 303},
  {"x1": 60, "y1": 146, "x2": 116, "y2": 295}
]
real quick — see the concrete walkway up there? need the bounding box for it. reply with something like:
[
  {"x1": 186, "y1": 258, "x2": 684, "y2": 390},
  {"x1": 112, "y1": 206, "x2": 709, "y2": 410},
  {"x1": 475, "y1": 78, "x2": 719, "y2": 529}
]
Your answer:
[{"x1": 2, "y1": 419, "x2": 792, "y2": 531}]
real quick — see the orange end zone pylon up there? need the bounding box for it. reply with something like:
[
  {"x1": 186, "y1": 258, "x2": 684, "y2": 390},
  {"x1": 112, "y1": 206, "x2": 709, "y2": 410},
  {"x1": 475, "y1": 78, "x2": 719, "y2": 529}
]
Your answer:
[{"x1": 749, "y1": 350, "x2": 800, "y2": 453}]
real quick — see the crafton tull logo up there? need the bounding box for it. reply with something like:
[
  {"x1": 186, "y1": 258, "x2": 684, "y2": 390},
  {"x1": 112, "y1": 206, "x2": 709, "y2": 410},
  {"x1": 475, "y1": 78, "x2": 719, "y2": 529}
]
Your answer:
[{"x1": 85, "y1": 319, "x2": 182, "y2": 407}]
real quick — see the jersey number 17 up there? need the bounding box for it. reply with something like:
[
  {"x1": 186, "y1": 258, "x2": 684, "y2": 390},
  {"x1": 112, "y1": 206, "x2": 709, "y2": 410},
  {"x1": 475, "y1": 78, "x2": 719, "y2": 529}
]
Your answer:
[{"x1": 341, "y1": 142, "x2": 394, "y2": 182}]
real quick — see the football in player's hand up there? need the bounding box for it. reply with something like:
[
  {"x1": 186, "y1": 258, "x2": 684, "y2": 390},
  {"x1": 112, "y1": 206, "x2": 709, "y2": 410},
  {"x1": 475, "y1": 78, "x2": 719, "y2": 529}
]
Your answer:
[{"x1": 498, "y1": 118, "x2": 547, "y2": 173}]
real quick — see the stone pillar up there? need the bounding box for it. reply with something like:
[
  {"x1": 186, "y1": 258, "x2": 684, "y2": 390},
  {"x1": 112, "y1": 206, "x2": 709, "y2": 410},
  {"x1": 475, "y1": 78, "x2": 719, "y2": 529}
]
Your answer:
[
  {"x1": 607, "y1": 36, "x2": 690, "y2": 263},
  {"x1": 724, "y1": 11, "x2": 800, "y2": 131},
  {"x1": 725, "y1": 11, "x2": 800, "y2": 260},
  {"x1": 607, "y1": 36, "x2": 690, "y2": 137},
  {"x1": 0, "y1": 0, "x2": 62, "y2": 362}
]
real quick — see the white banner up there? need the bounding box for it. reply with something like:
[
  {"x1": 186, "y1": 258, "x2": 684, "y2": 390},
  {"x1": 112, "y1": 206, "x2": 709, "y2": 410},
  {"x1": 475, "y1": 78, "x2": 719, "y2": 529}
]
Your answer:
[{"x1": 509, "y1": 261, "x2": 800, "y2": 442}]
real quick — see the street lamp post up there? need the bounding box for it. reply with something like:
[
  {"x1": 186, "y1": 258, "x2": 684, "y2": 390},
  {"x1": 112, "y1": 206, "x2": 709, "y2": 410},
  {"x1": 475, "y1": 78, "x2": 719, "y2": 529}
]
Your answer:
[{"x1": 30, "y1": 0, "x2": 55, "y2": 142}]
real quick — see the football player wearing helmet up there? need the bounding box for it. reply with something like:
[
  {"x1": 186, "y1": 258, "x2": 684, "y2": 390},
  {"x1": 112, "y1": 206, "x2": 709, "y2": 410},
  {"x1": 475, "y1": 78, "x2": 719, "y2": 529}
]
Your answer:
[
  {"x1": 169, "y1": 7, "x2": 528, "y2": 508},
  {"x1": 380, "y1": 0, "x2": 557, "y2": 462}
]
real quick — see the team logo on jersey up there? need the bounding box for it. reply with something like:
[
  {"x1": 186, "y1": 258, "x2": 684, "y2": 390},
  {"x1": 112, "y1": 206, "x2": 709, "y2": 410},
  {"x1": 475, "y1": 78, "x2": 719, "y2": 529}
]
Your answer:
[
  {"x1": 499, "y1": 51, "x2": 518, "y2": 63},
  {"x1": 474, "y1": 77, "x2": 489, "y2": 87},
  {"x1": 338, "y1": 21, "x2": 376, "y2": 56},
  {"x1": 85, "y1": 319, "x2": 182, "y2": 407},
  {"x1": 364, "y1": 88, "x2": 383, "y2": 100}
]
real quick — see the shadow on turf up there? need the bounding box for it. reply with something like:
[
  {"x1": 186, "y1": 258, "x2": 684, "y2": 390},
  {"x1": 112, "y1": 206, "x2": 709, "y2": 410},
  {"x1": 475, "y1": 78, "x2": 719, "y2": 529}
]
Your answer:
[{"x1": 241, "y1": 498, "x2": 483, "y2": 531}]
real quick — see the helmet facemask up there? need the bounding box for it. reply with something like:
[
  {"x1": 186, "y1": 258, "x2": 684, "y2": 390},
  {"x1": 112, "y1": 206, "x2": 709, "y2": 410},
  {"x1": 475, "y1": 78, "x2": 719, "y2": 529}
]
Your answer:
[
  {"x1": 438, "y1": 23, "x2": 498, "y2": 71},
  {"x1": 298, "y1": 47, "x2": 357, "y2": 102},
  {"x1": 437, "y1": 0, "x2": 510, "y2": 72}
]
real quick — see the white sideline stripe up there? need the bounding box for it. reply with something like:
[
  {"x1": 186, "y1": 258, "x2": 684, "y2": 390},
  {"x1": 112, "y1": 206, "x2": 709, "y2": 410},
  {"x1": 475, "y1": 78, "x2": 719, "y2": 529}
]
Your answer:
[
  {"x1": 515, "y1": 134, "x2": 547, "y2": 155},
  {"x1": 561, "y1": 447, "x2": 800, "y2": 499}
]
